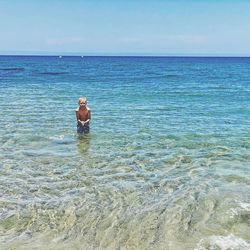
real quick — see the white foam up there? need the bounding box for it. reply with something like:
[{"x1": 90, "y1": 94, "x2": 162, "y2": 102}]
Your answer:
[
  {"x1": 229, "y1": 207, "x2": 239, "y2": 218},
  {"x1": 228, "y1": 201, "x2": 250, "y2": 219},
  {"x1": 239, "y1": 202, "x2": 250, "y2": 211},
  {"x1": 195, "y1": 234, "x2": 250, "y2": 250},
  {"x1": 49, "y1": 135, "x2": 64, "y2": 140}
]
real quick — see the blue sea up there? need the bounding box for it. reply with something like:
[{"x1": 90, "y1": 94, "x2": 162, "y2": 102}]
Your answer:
[{"x1": 0, "y1": 56, "x2": 249, "y2": 250}]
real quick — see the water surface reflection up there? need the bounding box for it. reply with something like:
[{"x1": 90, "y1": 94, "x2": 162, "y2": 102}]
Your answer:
[{"x1": 77, "y1": 134, "x2": 91, "y2": 155}]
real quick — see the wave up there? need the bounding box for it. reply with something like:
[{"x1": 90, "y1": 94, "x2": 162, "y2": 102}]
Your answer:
[
  {"x1": 0, "y1": 67, "x2": 25, "y2": 71},
  {"x1": 195, "y1": 234, "x2": 250, "y2": 250},
  {"x1": 164, "y1": 74, "x2": 182, "y2": 78},
  {"x1": 49, "y1": 135, "x2": 74, "y2": 145},
  {"x1": 39, "y1": 72, "x2": 68, "y2": 75}
]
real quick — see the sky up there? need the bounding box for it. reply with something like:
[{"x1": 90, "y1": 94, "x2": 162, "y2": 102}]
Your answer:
[{"x1": 0, "y1": 0, "x2": 250, "y2": 56}]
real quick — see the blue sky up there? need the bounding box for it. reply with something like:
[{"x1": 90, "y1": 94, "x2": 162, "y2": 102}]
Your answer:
[{"x1": 1, "y1": 0, "x2": 250, "y2": 55}]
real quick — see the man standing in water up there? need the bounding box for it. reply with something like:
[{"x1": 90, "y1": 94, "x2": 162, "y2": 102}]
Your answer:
[{"x1": 76, "y1": 97, "x2": 91, "y2": 134}]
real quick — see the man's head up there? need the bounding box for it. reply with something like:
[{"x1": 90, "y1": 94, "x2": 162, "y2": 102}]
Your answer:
[{"x1": 78, "y1": 97, "x2": 87, "y2": 107}]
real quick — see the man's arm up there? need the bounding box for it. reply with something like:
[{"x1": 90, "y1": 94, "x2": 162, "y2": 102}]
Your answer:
[
  {"x1": 75, "y1": 109, "x2": 80, "y2": 122},
  {"x1": 84, "y1": 109, "x2": 91, "y2": 124}
]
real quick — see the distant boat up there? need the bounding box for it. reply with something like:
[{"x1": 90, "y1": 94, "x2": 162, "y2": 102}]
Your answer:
[
  {"x1": 81, "y1": 56, "x2": 84, "y2": 58},
  {"x1": 59, "y1": 56, "x2": 62, "y2": 59}
]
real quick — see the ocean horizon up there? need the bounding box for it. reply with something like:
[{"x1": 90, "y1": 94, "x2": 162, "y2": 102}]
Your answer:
[
  {"x1": 0, "y1": 55, "x2": 249, "y2": 249},
  {"x1": 1, "y1": 53, "x2": 250, "y2": 57}
]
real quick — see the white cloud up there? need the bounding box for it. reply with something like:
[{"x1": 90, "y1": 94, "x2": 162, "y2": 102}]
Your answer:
[
  {"x1": 116, "y1": 34, "x2": 207, "y2": 47},
  {"x1": 167, "y1": 35, "x2": 206, "y2": 44},
  {"x1": 46, "y1": 37, "x2": 84, "y2": 45}
]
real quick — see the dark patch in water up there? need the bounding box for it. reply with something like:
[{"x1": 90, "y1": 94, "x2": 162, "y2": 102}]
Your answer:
[
  {"x1": 165, "y1": 74, "x2": 182, "y2": 78},
  {"x1": 0, "y1": 67, "x2": 25, "y2": 71},
  {"x1": 39, "y1": 72, "x2": 67, "y2": 75}
]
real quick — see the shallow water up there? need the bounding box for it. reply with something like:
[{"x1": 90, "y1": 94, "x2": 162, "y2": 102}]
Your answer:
[{"x1": 0, "y1": 56, "x2": 249, "y2": 249}]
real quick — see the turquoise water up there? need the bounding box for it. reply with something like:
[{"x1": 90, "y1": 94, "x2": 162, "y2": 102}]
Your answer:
[{"x1": 0, "y1": 56, "x2": 249, "y2": 249}]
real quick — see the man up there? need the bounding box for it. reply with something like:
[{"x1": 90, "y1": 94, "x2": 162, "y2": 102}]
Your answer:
[{"x1": 75, "y1": 97, "x2": 91, "y2": 134}]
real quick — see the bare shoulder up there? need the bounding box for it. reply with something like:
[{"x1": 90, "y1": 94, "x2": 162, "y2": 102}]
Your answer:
[
  {"x1": 87, "y1": 107, "x2": 91, "y2": 112},
  {"x1": 75, "y1": 107, "x2": 79, "y2": 112}
]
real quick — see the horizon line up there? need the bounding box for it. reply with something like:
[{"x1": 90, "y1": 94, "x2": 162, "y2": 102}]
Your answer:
[
  {"x1": 1, "y1": 53, "x2": 250, "y2": 58},
  {"x1": 1, "y1": 50, "x2": 250, "y2": 57},
  {"x1": 0, "y1": 53, "x2": 250, "y2": 58}
]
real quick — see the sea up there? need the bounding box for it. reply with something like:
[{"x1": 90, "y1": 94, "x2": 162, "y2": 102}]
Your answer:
[{"x1": 0, "y1": 56, "x2": 249, "y2": 250}]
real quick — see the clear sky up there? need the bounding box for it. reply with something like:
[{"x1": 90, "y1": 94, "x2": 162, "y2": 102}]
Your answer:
[{"x1": 1, "y1": 0, "x2": 250, "y2": 55}]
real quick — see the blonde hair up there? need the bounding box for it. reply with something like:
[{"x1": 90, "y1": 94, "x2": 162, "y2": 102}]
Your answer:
[{"x1": 78, "y1": 97, "x2": 87, "y2": 104}]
